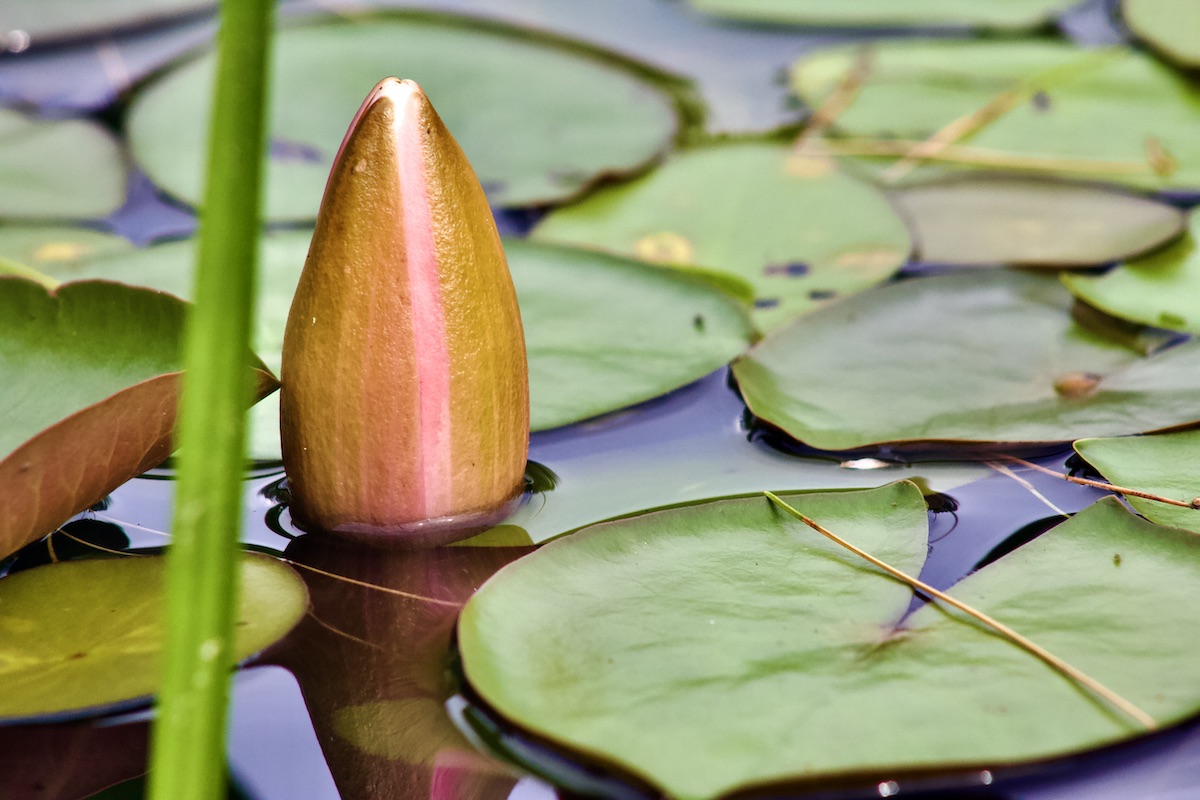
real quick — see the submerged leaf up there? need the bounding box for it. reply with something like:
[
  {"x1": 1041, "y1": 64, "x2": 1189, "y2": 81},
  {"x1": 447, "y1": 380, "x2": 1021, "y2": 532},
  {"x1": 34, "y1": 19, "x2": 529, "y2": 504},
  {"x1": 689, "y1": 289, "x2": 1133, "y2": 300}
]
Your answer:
[
  {"x1": 732, "y1": 270, "x2": 1200, "y2": 451},
  {"x1": 532, "y1": 142, "x2": 911, "y2": 332},
  {"x1": 0, "y1": 110, "x2": 126, "y2": 220},
  {"x1": 0, "y1": 278, "x2": 275, "y2": 560},
  {"x1": 1063, "y1": 208, "x2": 1200, "y2": 334},
  {"x1": 893, "y1": 175, "x2": 1186, "y2": 267},
  {"x1": 127, "y1": 11, "x2": 683, "y2": 219},
  {"x1": 460, "y1": 488, "x2": 1200, "y2": 799},
  {"x1": 790, "y1": 41, "x2": 1200, "y2": 191},
  {"x1": 1074, "y1": 431, "x2": 1200, "y2": 534},
  {"x1": 0, "y1": 553, "x2": 306, "y2": 721}
]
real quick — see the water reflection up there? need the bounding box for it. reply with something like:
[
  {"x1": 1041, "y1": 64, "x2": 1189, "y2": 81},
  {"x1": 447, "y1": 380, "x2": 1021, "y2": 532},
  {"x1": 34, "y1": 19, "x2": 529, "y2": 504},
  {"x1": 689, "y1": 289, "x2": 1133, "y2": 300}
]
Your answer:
[
  {"x1": 268, "y1": 528, "x2": 537, "y2": 800},
  {"x1": 0, "y1": 713, "x2": 148, "y2": 799}
]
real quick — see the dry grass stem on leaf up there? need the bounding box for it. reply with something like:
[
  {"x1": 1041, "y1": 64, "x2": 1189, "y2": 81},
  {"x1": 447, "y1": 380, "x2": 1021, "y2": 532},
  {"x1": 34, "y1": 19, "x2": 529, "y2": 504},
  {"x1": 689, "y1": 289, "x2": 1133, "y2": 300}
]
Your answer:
[
  {"x1": 764, "y1": 491, "x2": 1157, "y2": 731},
  {"x1": 878, "y1": 48, "x2": 1128, "y2": 182},
  {"x1": 1000, "y1": 456, "x2": 1200, "y2": 510},
  {"x1": 794, "y1": 47, "x2": 875, "y2": 150},
  {"x1": 817, "y1": 138, "x2": 1155, "y2": 176}
]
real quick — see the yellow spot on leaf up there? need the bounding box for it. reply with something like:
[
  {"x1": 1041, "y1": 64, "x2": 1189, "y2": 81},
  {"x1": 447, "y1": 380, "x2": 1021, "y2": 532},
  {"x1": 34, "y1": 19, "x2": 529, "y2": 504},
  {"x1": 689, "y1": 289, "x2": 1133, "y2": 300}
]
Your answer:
[
  {"x1": 785, "y1": 153, "x2": 835, "y2": 178},
  {"x1": 634, "y1": 231, "x2": 694, "y2": 265},
  {"x1": 32, "y1": 242, "x2": 90, "y2": 264},
  {"x1": 834, "y1": 247, "x2": 902, "y2": 271}
]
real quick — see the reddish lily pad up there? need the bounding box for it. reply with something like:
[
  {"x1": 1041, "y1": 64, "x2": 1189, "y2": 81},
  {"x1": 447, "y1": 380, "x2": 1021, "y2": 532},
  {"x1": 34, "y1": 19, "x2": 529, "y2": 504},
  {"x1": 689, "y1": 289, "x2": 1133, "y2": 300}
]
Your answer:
[{"x1": 0, "y1": 278, "x2": 275, "y2": 560}]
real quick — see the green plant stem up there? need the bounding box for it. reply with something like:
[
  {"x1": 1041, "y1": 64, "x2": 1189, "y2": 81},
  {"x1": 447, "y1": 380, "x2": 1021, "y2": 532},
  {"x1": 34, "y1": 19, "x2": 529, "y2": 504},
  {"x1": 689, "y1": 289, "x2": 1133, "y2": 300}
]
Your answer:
[{"x1": 146, "y1": 2, "x2": 274, "y2": 799}]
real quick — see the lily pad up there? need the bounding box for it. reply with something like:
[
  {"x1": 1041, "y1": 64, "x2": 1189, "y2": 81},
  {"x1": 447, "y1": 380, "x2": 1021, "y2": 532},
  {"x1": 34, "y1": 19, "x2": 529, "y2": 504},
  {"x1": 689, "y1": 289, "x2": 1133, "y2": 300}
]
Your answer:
[
  {"x1": 509, "y1": 239, "x2": 756, "y2": 430},
  {"x1": 3, "y1": 1, "x2": 211, "y2": 42},
  {"x1": 460, "y1": 486, "x2": 1200, "y2": 799},
  {"x1": 0, "y1": 278, "x2": 275, "y2": 559},
  {"x1": 893, "y1": 175, "x2": 1186, "y2": 267},
  {"x1": 731, "y1": 270, "x2": 1200, "y2": 451},
  {"x1": 1063, "y1": 208, "x2": 1200, "y2": 334},
  {"x1": 532, "y1": 142, "x2": 911, "y2": 332},
  {"x1": 126, "y1": 11, "x2": 684, "y2": 220},
  {"x1": 0, "y1": 110, "x2": 126, "y2": 220},
  {"x1": 690, "y1": 0, "x2": 1076, "y2": 30},
  {"x1": 1074, "y1": 431, "x2": 1200, "y2": 534},
  {"x1": 1124, "y1": 0, "x2": 1200, "y2": 68},
  {"x1": 0, "y1": 553, "x2": 306, "y2": 721},
  {"x1": 789, "y1": 40, "x2": 1200, "y2": 191},
  {"x1": 29, "y1": 232, "x2": 752, "y2": 457}
]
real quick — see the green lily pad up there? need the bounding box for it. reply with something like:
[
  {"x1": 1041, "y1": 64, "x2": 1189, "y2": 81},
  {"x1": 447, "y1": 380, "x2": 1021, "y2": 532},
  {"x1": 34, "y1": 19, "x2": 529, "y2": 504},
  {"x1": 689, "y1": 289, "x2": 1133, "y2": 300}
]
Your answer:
[
  {"x1": 29, "y1": 232, "x2": 752, "y2": 457},
  {"x1": 0, "y1": 278, "x2": 275, "y2": 559},
  {"x1": 3, "y1": 1, "x2": 210, "y2": 42},
  {"x1": 126, "y1": 11, "x2": 684, "y2": 220},
  {"x1": 509, "y1": 239, "x2": 755, "y2": 430},
  {"x1": 790, "y1": 41, "x2": 1200, "y2": 192},
  {"x1": 690, "y1": 0, "x2": 1074, "y2": 30},
  {"x1": 461, "y1": 486, "x2": 1200, "y2": 799},
  {"x1": 1063, "y1": 208, "x2": 1200, "y2": 334},
  {"x1": 731, "y1": 270, "x2": 1200, "y2": 452},
  {"x1": 0, "y1": 110, "x2": 126, "y2": 220},
  {"x1": 893, "y1": 175, "x2": 1186, "y2": 267},
  {"x1": 0, "y1": 553, "x2": 306, "y2": 721},
  {"x1": 532, "y1": 142, "x2": 911, "y2": 332},
  {"x1": 1124, "y1": 0, "x2": 1200, "y2": 68},
  {"x1": 1074, "y1": 431, "x2": 1200, "y2": 534}
]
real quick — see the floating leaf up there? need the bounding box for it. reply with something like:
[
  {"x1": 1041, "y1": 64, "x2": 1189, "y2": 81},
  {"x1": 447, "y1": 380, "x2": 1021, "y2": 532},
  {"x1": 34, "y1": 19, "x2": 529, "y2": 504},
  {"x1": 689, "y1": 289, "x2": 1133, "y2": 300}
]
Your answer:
[
  {"x1": 0, "y1": 278, "x2": 275, "y2": 559},
  {"x1": 1123, "y1": 0, "x2": 1200, "y2": 68},
  {"x1": 689, "y1": 0, "x2": 1075, "y2": 29},
  {"x1": 509, "y1": 239, "x2": 755, "y2": 430},
  {"x1": 387, "y1": 0, "x2": 813, "y2": 134},
  {"x1": 1063, "y1": 208, "x2": 1200, "y2": 334},
  {"x1": 790, "y1": 41, "x2": 1200, "y2": 191},
  {"x1": 893, "y1": 175, "x2": 1186, "y2": 267},
  {"x1": 126, "y1": 11, "x2": 683, "y2": 220},
  {"x1": 0, "y1": 553, "x2": 306, "y2": 721},
  {"x1": 31, "y1": 232, "x2": 753, "y2": 458},
  {"x1": 2, "y1": 0, "x2": 211, "y2": 42},
  {"x1": 1074, "y1": 431, "x2": 1200, "y2": 534},
  {"x1": 461, "y1": 487, "x2": 1200, "y2": 799},
  {"x1": 0, "y1": 110, "x2": 126, "y2": 220},
  {"x1": 532, "y1": 142, "x2": 911, "y2": 332},
  {"x1": 732, "y1": 270, "x2": 1200, "y2": 451}
]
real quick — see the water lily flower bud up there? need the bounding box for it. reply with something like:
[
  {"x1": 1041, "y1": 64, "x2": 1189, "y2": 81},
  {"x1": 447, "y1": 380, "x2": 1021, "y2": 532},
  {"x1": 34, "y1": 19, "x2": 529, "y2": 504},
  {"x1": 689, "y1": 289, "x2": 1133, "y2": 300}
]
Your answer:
[{"x1": 280, "y1": 78, "x2": 529, "y2": 544}]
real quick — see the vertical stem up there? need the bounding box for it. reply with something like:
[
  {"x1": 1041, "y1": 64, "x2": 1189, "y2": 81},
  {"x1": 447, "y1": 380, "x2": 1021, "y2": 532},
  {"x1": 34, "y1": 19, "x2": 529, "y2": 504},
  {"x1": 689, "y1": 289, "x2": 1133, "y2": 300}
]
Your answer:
[{"x1": 146, "y1": 2, "x2": 273, "y2": 799}]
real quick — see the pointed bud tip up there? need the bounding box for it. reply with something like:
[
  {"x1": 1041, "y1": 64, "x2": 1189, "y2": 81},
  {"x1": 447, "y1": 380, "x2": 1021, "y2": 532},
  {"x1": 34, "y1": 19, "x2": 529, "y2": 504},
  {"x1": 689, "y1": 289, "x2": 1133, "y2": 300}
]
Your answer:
[{"x1": 335, "y1": 77, "x2": 430, "y2": 166}]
